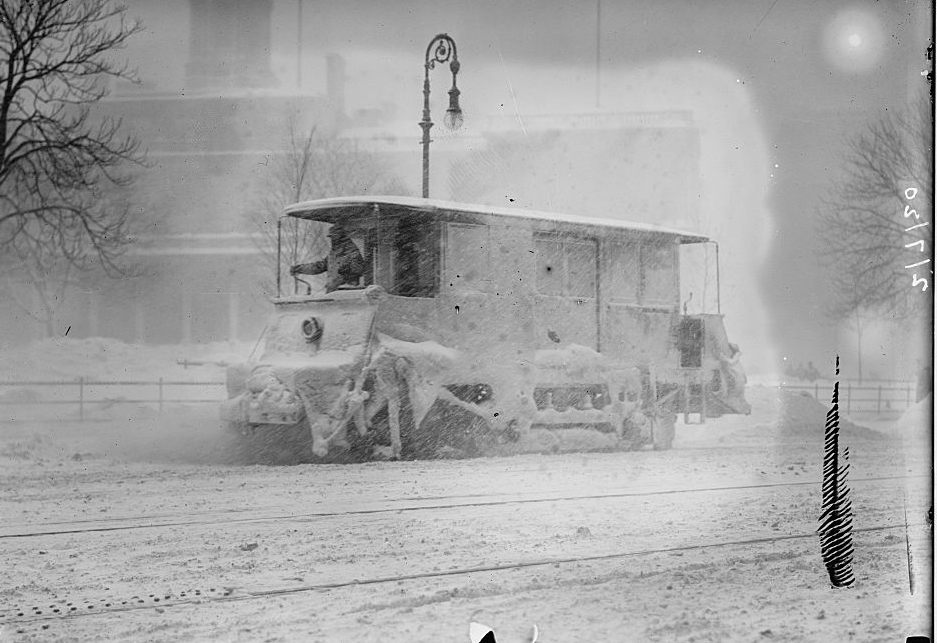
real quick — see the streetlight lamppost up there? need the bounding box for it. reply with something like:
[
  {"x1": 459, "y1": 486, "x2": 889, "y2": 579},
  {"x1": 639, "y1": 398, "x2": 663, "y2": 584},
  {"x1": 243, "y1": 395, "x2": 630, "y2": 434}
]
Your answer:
[{"x1": 420, "y1": 33, "x2": 462, "y2": 198}]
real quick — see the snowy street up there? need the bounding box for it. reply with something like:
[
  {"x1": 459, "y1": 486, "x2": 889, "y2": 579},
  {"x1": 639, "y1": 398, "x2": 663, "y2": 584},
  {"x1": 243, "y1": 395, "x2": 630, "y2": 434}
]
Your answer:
[{"x1": 1, "y1": 386, "x2": 931, "y2": 641}]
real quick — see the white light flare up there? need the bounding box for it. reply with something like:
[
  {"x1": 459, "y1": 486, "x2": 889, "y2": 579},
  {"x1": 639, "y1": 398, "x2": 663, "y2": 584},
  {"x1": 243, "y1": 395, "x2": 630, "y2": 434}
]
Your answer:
[{"x1": 823, "y1": 8, "x2": 885, "y2": 73}]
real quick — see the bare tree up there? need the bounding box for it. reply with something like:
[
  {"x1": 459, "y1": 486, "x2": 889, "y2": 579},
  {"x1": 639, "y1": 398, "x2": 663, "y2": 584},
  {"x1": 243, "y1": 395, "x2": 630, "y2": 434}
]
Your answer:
[
  {"x1": 0, "y1": 0, "x2": 145, "y2": 273},
  {"x1": 0, "y1": 185, "x2": 136, "y2": 338},
  {"x1": 249, "y1": 119, "x2": 409, "y2": 295},
  {"x1": 2, "y1": 231, "x2": 79, "y2": 337},
  {"x1": 818, "y1": 96, "x2": 933, "y2": 321}
]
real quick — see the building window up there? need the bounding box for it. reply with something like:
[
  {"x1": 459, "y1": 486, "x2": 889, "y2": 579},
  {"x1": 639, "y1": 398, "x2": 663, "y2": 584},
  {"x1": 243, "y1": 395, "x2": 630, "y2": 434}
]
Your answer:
[
  {"x1": 535, "y1": 234, "x2": 597, "y2": 298},
  {"x1": 186, "y1": 0, "x2": 273, "y2": 89},
  {"x1": 445, "y1": 224, "x2": 491, "y2": 292}
]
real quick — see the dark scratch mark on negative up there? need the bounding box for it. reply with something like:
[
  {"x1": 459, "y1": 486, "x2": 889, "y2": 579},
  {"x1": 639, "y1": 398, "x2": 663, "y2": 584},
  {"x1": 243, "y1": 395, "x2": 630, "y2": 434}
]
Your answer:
[
  {"x1": 904, "y1": 495, "x2": 914, "y2": 594},
  {"x1": 750, "y1": 0, "x2": 781, "y2": 37},
  {"x1": 64, "y1": 326, "x2": 71, "y2": 336},
  {"x1": 818, "y1": 355, "x2": 855, "y2": 588}
]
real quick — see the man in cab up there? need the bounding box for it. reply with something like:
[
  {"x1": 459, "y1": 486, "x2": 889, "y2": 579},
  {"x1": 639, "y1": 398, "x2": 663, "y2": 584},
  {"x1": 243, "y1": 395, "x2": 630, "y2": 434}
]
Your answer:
[{"x1": 290, "y1": 224, "x2": 366, "y2": 292}]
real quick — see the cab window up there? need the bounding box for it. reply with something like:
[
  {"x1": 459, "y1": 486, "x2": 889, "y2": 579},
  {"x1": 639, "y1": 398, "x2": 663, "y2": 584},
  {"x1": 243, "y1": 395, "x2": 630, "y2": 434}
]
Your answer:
[
  {"x1": 392, "y1": 215, "x2": 437, "y2": 297},
  {"x1": 535, "y1": 233, "x2": 597, "y2": 298},
  {"x1": 566, "y1": 239, "x2": 597, "y2": 297},
  {"x1": 604, "y1": 239, "x2": 676, "y2": 307},
  {"x1": 642, "y1": 243, "x2": 676, "y2": 306},
  {"x1": 605, "y1": 240, "x2": 640, "y2": 303}
]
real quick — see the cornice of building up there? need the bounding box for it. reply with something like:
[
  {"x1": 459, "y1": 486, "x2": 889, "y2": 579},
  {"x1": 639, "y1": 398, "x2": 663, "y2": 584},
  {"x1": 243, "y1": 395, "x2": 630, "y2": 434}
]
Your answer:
[
  {"x1": 334, "y1": 109, "x2": 696, "y2": 153},
  {"x1": 101, "y1": 88, "x2": 329, "y2": 103},
  {"x1": 340, "y1": 109, "x2": 694, "y2": 139},
  {"x1": 126, "y1": 232, "x2": 265, "y2": 257},
  {"x1": 474, "y1": 110, "x2": 696, "y2": 131}
]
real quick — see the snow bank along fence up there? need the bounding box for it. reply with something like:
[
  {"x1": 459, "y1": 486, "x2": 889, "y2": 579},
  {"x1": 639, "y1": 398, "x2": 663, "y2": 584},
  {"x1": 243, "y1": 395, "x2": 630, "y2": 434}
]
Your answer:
[
  {"x1": 0, "y1": 378, "x2": 226, "y2": 421},
  {"x1": 778, "y1": 380, "x2": 918, "y2": 417},
  {"x1": 0, "y1": 378, "x2": 918, "y2": 422}
]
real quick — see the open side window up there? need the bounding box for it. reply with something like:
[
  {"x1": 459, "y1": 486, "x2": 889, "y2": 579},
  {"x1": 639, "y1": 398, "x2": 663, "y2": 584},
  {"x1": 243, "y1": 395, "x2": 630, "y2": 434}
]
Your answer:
[{"x1": 280, "y1": 218, "x2": 377, "y2": 296}]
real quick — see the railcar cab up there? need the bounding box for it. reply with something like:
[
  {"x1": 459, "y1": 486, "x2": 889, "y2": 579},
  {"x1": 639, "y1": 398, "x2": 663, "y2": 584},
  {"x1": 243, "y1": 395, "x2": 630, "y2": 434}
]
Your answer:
[
  {"x1": 278, "y1": 201, "x2": 438, "y2": 298},
  {"x1": 279, "y1": 196, "x2": 710, "y2": 347},
  {"x1": 280, "y1": 196, "x2": 747, "y2": 417}
]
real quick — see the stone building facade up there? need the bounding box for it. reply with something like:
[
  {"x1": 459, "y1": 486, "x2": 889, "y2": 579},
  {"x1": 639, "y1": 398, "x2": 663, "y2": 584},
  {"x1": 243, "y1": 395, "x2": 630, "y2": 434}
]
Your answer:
[{"x1": 1, "y1": 1, "x2": 702, "y2": 348}]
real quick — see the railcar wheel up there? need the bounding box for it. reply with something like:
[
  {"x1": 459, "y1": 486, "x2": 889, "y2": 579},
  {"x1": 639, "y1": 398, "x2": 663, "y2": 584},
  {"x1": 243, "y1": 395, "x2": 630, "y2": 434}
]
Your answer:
[{"x1": 413, "y1": 399, "x2": 491, "y2": 459}]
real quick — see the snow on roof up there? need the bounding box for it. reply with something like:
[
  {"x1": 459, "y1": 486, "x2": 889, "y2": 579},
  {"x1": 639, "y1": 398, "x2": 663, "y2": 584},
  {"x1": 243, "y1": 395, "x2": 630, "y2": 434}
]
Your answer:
[{"x1": 284, "y1": 196, "x2": 709, "y2": 243}]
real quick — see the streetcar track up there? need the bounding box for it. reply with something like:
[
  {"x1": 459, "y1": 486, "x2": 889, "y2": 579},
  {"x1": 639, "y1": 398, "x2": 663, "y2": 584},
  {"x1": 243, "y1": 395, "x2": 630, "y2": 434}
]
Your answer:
[
  {"x1": 1, "y1": 521, "x2": 920, "y2": 627},
  {"x1": 1, "y1": 474, "x2": 926, "y2": 539}
]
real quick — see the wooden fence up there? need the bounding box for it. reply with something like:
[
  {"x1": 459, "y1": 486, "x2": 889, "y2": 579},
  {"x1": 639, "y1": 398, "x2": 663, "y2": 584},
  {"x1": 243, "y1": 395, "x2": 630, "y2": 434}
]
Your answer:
[
  {"x1": 0, "y1": 378, "x2": 226, "y2": 422},
  {"x1": 778, "y1": 381, "x2": 917, "y2": 417},
  {"x1": 0, "y1": 378, "x2": 918, "y2": 422}
]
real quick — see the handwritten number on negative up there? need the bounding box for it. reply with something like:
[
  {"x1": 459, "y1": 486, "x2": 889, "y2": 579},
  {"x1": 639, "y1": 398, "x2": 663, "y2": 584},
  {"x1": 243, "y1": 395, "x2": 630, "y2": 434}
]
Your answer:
[{"x1": 901, "y1": 186, "x2": 930, "y2": 293}]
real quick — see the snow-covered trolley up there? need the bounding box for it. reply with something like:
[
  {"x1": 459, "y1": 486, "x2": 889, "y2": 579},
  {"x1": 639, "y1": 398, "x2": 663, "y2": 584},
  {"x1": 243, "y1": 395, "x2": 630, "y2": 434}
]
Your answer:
[{"x1": 221, "y1": 196, "x2": 750, "y2": 461}]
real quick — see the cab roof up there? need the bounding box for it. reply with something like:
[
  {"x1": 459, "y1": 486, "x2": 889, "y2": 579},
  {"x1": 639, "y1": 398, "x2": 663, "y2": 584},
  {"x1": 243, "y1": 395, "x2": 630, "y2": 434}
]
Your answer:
[{"x1": 284, "y1": 196, "x2": 710, "y2": 244}]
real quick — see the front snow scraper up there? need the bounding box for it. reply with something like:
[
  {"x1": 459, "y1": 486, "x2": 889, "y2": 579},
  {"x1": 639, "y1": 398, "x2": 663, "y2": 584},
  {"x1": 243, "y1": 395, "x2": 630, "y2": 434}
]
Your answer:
[{"x1": 221, "y1": 196, "x2": 750, "y2": 462}]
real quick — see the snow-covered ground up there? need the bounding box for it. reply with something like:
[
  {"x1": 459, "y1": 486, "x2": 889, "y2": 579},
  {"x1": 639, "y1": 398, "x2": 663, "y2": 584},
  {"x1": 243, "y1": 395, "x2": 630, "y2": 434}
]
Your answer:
[
  {"x1": 0, "y1": 337, "x2": 253, "y2": 382},
  {"x1": 0, "y1": 371, "x2": 931, "y2": 641},
  {"x1": 0, "y1": 338, "x2": 254, "y2": 424}
]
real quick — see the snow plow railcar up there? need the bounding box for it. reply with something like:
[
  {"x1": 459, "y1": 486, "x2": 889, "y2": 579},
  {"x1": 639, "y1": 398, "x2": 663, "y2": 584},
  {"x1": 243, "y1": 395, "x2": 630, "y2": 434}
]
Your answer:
[{"x1": 221, "y1": 196, "x2": 750, "y2": 461}]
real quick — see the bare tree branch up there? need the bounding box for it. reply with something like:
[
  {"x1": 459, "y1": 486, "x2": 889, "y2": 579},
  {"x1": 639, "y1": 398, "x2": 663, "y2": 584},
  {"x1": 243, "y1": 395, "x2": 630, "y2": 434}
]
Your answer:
[
  {"x1": 0, "y1": 0, "x2": 145, "y2": 275},
  {"x1": 817, "y1": 94, "x2": 934, "y2": 322},
  {"x1": 245, "y1": 119, "x2": 409, "y2": 295}
]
